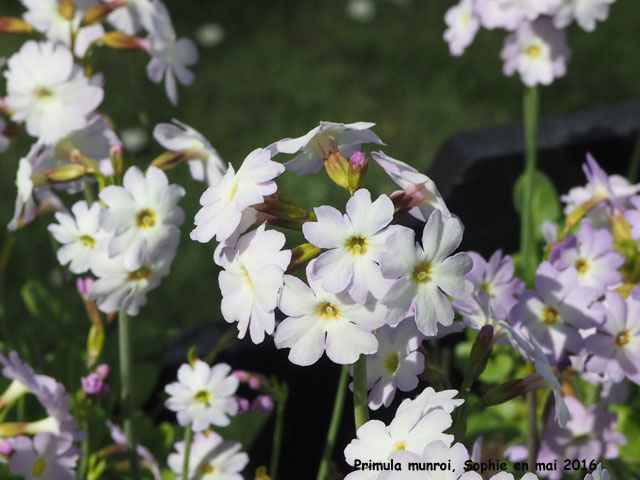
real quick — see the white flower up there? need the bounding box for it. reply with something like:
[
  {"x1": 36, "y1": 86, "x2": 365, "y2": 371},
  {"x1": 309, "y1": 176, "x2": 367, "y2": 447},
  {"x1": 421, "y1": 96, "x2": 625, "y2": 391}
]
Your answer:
[
  {"x1": 218, "y1": 224, "x2": 291, "y2": 344},
  {"x1": 21, "y1": 0, "x2": 104, "y2": 57},
  {"x1": 107, "y1": 0, "x2": 155, "y2": 34},
  {"x1": 194, "y1": 23, "x2": 225, "y2": 48},
  {"x1": 88, "y1": 237, "x2": 177, "y2": 315},
  {"x1": 365, "y1": 321, "x2": 425, "y2": 410},
  {"x1": 444, "y1": 0, "x2": 480, "y2": 56},
  {"x1": 346, "y1": 0, "x2": 376, "y2": 23},
  {"x1": 500, "y1": 19, "x2": 571, "y2": 87},
  {"x1": 9, "y1": 432, "x2": 79, "y2": 480},
  {"x1": 553, "y1": 0, "x2": 615, "y2": 32},
  {"x1": 165, "y1": 360, "x2": 239, "y2": 432},
  {"x1": 48, "y1": 200, "x2": 107, "y2": 274},
  {"x1": 274, "y1": 263, "x2": 386, "y2": 366},
  {"x1": 153, "y1": 119, "x2": 226, "y2": 186},
  {"x1": 584, "y1": 464, "x2": 611, "y2": 480},
  {"x1": 145, "y1": 0, "x2": 198, "y2": 105},
  {"x1": 303, "y1": 189, "x2": 398, "y2": 302},
  {"x1": 4, "y1": 41, "x2": 104, "y2": 144},
  {"x1": 121, "y1": 126, "x2": 149, "y2": 153},
  {"x1": 371, "y1": 151, "x2": 450, "y2": 221},
  {"x1": 344, "y1": 399, "x2": 455, "y2": 480},
  {"x1": 399, "y1": 386, "x2": 465, "y2": 417},
  {"x1": 167, "y1": 431, "x2": 248, "y2": 480},
  {"x1": 476, "y1": 0, "x2": 561, "y2": 30},
  {"x1": 380, "y1": 210, "x2": 473, "y2": 336},
  {"x1": 275, "y1": 121, "x2": 383, "y2": 176},
  {"x1": 99, "y1": 165, "x2": 185, "y2": 270},
  {"x1": 191, "y1": 148, "x2": 284, "y2": 244}
]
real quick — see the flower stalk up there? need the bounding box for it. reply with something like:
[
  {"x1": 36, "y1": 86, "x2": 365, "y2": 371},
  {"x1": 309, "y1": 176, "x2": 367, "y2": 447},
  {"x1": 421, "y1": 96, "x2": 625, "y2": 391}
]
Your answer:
[
  {"x1": 118, "y1": 310, "x2": 139, "y2": 480},
  {"x1": 181, "y1": 424, "x2": 193, "y2": 480},
  {"x1": 352, "y1": 355, "x2": 369, "y2": 429}
]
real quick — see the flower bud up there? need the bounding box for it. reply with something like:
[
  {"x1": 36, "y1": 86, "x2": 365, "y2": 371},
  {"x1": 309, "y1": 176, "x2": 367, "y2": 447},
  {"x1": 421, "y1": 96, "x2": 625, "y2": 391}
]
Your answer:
[
  {"x1": 482, "y1": 373, "x2": 546, "y2": 406},
  {"x1": 81, "y1": 0, "x2": 128, "y2": 26},
  {"x1": 255, "y1": 466, "x2": 271, "y2": 480},
  {"x1": 237, "y1": 397, "x2": 250, "y2": 414},
  {"x1": 347, "y1": 151, "x2": 367, "y2": 192},
  {"x1": 609, "y1": 208, "x2": 632, "y2": 244},
  {"x1": 467, "y1": 325, "x2": 495, "y2": 382},
  {"x1": 57, "y1": 0, "x2": 76, "y2": 20},
  {"x1": 87, "y1": 324, "x2": 105, "y2": 368},
  {"x1": 323, "y1": 151, "x2": 350, "y2": 191},
  {"x1": 100, "y1": 32, "x2": 149, "y2": 51},
  {"x1": 251, "y1": 394, "x2": 275, "y2": 413},
  {"x1": 95, "y1": 364, "x2": 110, "y2": 379},
  {"x1": 248, "y1": 375, "x2": 261, "y2": 390},
  {"x1": 82, "y1": 373, "x2": 104, "y2": 395},
  {"x1": 150, "y1": 147, "x2": 203, "y2": 171},
  {"x1": 109, "y1": 144, "x2": 124, "y2": 178},
  {"x1": 76, "y1": 277, "x2": 95, "y2": 299},
  {"x1": 0, "y1": 17, "x2": 34, "y2": 34},
  {"x1": 0, "y1": 439, "x2": 13, "y2": 457},
  {"x1": 233, "y1": 370, "x2": 248, "y2": 382},
  {"x1": 285, "y1": 243, "x2": 322, "y2": 274},
  {"x1": 44, "y1": 164, "x2": 87, "y2": 183}
]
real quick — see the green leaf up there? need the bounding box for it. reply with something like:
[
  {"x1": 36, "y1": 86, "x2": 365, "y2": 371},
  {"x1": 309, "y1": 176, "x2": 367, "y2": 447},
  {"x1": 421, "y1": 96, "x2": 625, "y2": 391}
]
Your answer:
[
  {"x1": 513, "y1": 169, "x2": 561, "y2": 241},
  {"x1": 215, "y1": 411, "x2": 270, "y2": 450},
  {"x1": 479, "y1": 350, "x2": 515, "y2": 384}
]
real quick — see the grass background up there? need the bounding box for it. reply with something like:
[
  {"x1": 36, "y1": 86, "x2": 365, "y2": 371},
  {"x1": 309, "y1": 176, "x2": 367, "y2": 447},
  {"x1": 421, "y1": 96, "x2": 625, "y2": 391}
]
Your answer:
[{"x1": 0, "y1": 0, "x2": 639, "y2": 475}]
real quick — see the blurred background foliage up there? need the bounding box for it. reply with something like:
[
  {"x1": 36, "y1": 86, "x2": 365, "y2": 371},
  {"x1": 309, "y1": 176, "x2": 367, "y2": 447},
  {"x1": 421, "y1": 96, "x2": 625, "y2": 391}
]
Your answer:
[{"x1": 0, "y1": 0, "x2": 639, "y2": 476}]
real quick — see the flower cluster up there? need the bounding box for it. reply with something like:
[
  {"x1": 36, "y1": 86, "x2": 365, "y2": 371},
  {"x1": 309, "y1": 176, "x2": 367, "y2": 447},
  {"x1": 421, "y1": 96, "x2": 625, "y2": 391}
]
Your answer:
[{"x1": 444, "y1": 0, "x2": 616, "y2": 86}]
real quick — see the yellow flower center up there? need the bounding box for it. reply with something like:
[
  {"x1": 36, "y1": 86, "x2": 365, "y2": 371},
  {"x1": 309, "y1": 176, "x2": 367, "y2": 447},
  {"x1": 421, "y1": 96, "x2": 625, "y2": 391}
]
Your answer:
[
  {"x1": 392, "y1": 441, "x2": 406, "y2": 452},
  {"x1": 241, "y1": 265, "x2": 253, "y2": 289},
  {"x1": 384, "y1": 352, "x2": 399, "y2": 374},
  {"x1": 479, "y1": 282, "x2": 492, "y2": 294},
  {"x1": 194, "y1": 390, "x2": 212, "y2": 406},
  {"x1": 575, "y1": 258, "x2": 589, "y2": 275},
  {"x1": 136, "y1": 208, "x2": 157, "y2": 229},
  {"x1": 128, "y1": 266, "x2": 152, "y2": 282},
  {"x1": 412, "y1": 262, "x2": 432, "y2": 284},
  {"x1": 200, "y1": 463, "x2": 216, "y2": 474},
  {"x1": 79, "y1": 235, "x2": 96, "y2": 248},
  {"x1": 32, "y1": 458, "x2": 46, "y2": 477},
  {"x1": 615, "y1": 330, "x2": 630, "y2": 347},
  {"x1": 542, "y1": 305, "x2": 560, "y2": 325},
  {"x1": 228, "y1": 181, "x2": 239, "y2": 202},
  {"x1": 346, "y1": 236, "x2": 368, "y2": 255},
  {"x1": 460, "y1": 12, "x2": 469, "y2": 27},
  {"x1": 35, "y1": 87, "x2": 55, "y2": 103},
  {"x1": 317, "y1": 302, "x2": 340, "y2": 320},
  {"x1": 526, "y1": 44, "x2": 542, "y2": 59}
]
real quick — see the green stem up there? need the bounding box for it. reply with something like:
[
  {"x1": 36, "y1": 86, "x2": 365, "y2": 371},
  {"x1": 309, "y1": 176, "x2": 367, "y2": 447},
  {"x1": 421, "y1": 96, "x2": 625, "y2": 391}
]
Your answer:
[
  {"x1": 118, "y1": 310, "x2": 139, "y2": 480},
  {"x1": 526, "y1": 391, "x2": 538, "y2": 472},
  {"x1": 181, "y1": 425, "x2": 193, "y2": 480},
  {"x1": 316, "y1": 366, "x2": 349, "y2": 480},
  {"x1": 520, "y1": 85, "x2": 540, "y2": 285},
  {"x1": 78, "y1": 416, "x2": 90, "y2": 480},
  {"x1": 270, "y1": 392, "x2": 286, "y2": 480},
  {"x1": 352, "y1": 355, "x2": 369, "y2": 430},
  {"x1": 627, "y1": 131, "x2": 640, "y2": 183}
]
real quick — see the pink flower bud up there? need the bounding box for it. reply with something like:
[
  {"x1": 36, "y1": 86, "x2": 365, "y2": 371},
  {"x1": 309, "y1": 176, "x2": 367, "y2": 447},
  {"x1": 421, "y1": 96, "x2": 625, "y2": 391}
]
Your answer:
[
  {"x1": 81, "y1": 373, "x2": 104, "y2": 395},
  {"x1": 232, "y1": 370, "x2": 248, "y2": 382},
  {"x1": 349, "y1": 151, "x2": 367, "y2": 168},
  {"x1": 248, "y1": 375, "x2": 261, "y2": 390},
  {"x1": 76, "y1": 277, "x2": 95, "y2": 299},
  {"x1": 251, "y1": 394, "x2": 275, "y2": 413},
  {"x1": 95, "y1": 364, "x2": 110, "y2": 379},
  {"x1": 0, "y1": 439, "x2": 13, "y2": 456},
  {"x1": 236, "y1": 397, "x2": 250, "y2": 414}
]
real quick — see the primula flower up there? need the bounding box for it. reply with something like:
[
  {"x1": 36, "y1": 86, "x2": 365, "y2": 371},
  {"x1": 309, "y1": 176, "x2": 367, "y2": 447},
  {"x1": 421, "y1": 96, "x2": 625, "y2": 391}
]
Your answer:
[
  {"x1": 191, "y1": 148, "x2": 284, "y2": 244},
  {"x1": 145, "y1": 0, "x2": 198, "y2": 105},
  {"x1": 549, "y1": 222, "x2": 624, "y2": 294},
  {"x1": 274, "y1": 263, "x2": 386, "y2": 366},
  {"x1": 371, "y1": 151, "x2": 451, "y2": 221},
  {"x1": 364, "y1": 321, "x2": 425, "y2": 410},
  {"x1": 107, "y1": 0, "x2": 155, "y2": 34},
  {"x1": 274, "y1": 121, "x2": 383, "y2": 176},
  {"x1": 99, "y1": 165, "x2": 185, "y2": 271},
  {"x1": 9, "y1": 432, "x2": 79, "y2": 480},
  {"x1": 167, "y1": 431, "x2": 248, "y2": 480},
  {"x1": 88, "y1": 237, "x2": 178, "y2": 315},
  {"x1": 218, "y1": 224, "x2": 291, "y2": 344},
  {"x1": 509, "y1": 261, "x2": 601, "y2": 364},
  {"x1": 153, "y1": 119, "x2": 226, "y2": 186},
  {"x1": 475, "y1": 0, "x2": 561, "y2": 30},
  {"x1": 380, "y1": 441, "x2": 479, "y2": 480},
  {"x1": 165, "y1": 360, "x2": 239, "y2": 432},
  {"x1": 444, "y1": 0, "x2": 480, "y2": 56},
  {"x1": 107, "y1": 421, "x2": 161, "y2": 480},
  {"x1": 4, "y1": 41, "x2": 103, "y2": 144},
  {"x1": 48, "y1": 200, "x2": 107, "y2": 274},
  {"x1": 401, "y1": 387, "x2": 465, "y2": 416},
  {"x1": 465, "y1": 250, "x2": 524, "y2": 319},
  {"x1": 553, "y1": 0, "x2": 616, "y2": 32},
  {"x1": 380, "y1": 211, "x2": 473, "y2": 336},
  {"x1": 584, "y1": 464, "x2": 611, "y2": 480},
  {"x1": 585, "y1": 290, "x2": 640, "y2": 384},
  {"x1": 303, "y1": 189, "x2": 398, "y2": 302},
  {"x1": 501, "y1": 19, "x2": 570, "y2": 87},
  {"x1": 344, "y1": 397, "x2": 455, "y2": 480}
]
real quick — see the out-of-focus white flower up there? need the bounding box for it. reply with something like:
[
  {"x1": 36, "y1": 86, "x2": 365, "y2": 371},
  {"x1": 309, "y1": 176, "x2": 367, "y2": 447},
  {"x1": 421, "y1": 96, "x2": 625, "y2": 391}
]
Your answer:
[
  {"x1": 191, "y1": 148, "x2": 283, "y2": 244},
  {"x1": 145, "y1": 0, "x2": 198, "y2": 105},
  {"x1": 501, "y1": 19, "x2": 571, "y2": 87},
  {"x1": 165, "y1": 360, "x2": 239, "y2": 432},
  {"x1": 99, "y1": 165, "x2": 185, "y2": 270},
  {"x1": 107, "y1": 421, "x2": 161, "y2": 480},
  {"x1": 153, "y1": 119, "x2": 226, "y2": 186},
  {"x1": 553, "y1": 0, "x2": 616, "y2": 32},
  {"x1": 194, "y1": 22, "x2": 225, "y2": 48},
  {"x1": 88, "y1": 236, "x2": 178, "y2": 315},
  {"x1": 9, "y1": 432, "x2": 79, "y2": 480},
  {"x1": 444, "y1": 0, "x2": 480, "y2": 56},
  {"x1": 48, "y1": 200, "x2": 107, "y2": 274},
  {"x1": 274, "y1": 262, "x2": 386, "y2": 366},
  {"x1": 476, "y1": 0, "x2": 561, "y2": 30},
  {"x1": 218, "y1": 225, "x2": 290, "y2": 344},
  {"x1": 167, "y1": 431, "x2": 248, "y2": 480},
  {"x1": 4, "y1": 41, "x2": 104, "y2": 144},
  {"x1": 121, "y1": 126, "x2": 149, "y2": 153},
  {"x1": 584, "y1": 464, "x2": 611, "y2": 480},
  {"x1": 365, "y1": 321, "x2": 425, "y2": 410},
  {"x1": 346, "y1": 0, "x2": 376, "y2": 23},
  {"x1": 107, "y1": 0, "x2": 156, "y2": 34},
  {"x1": 275, "y1": 121, "x2": 383, "y2": 176},
  {"x1": 303, "y1": 189, "x2": 398, "y2": 302}
]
